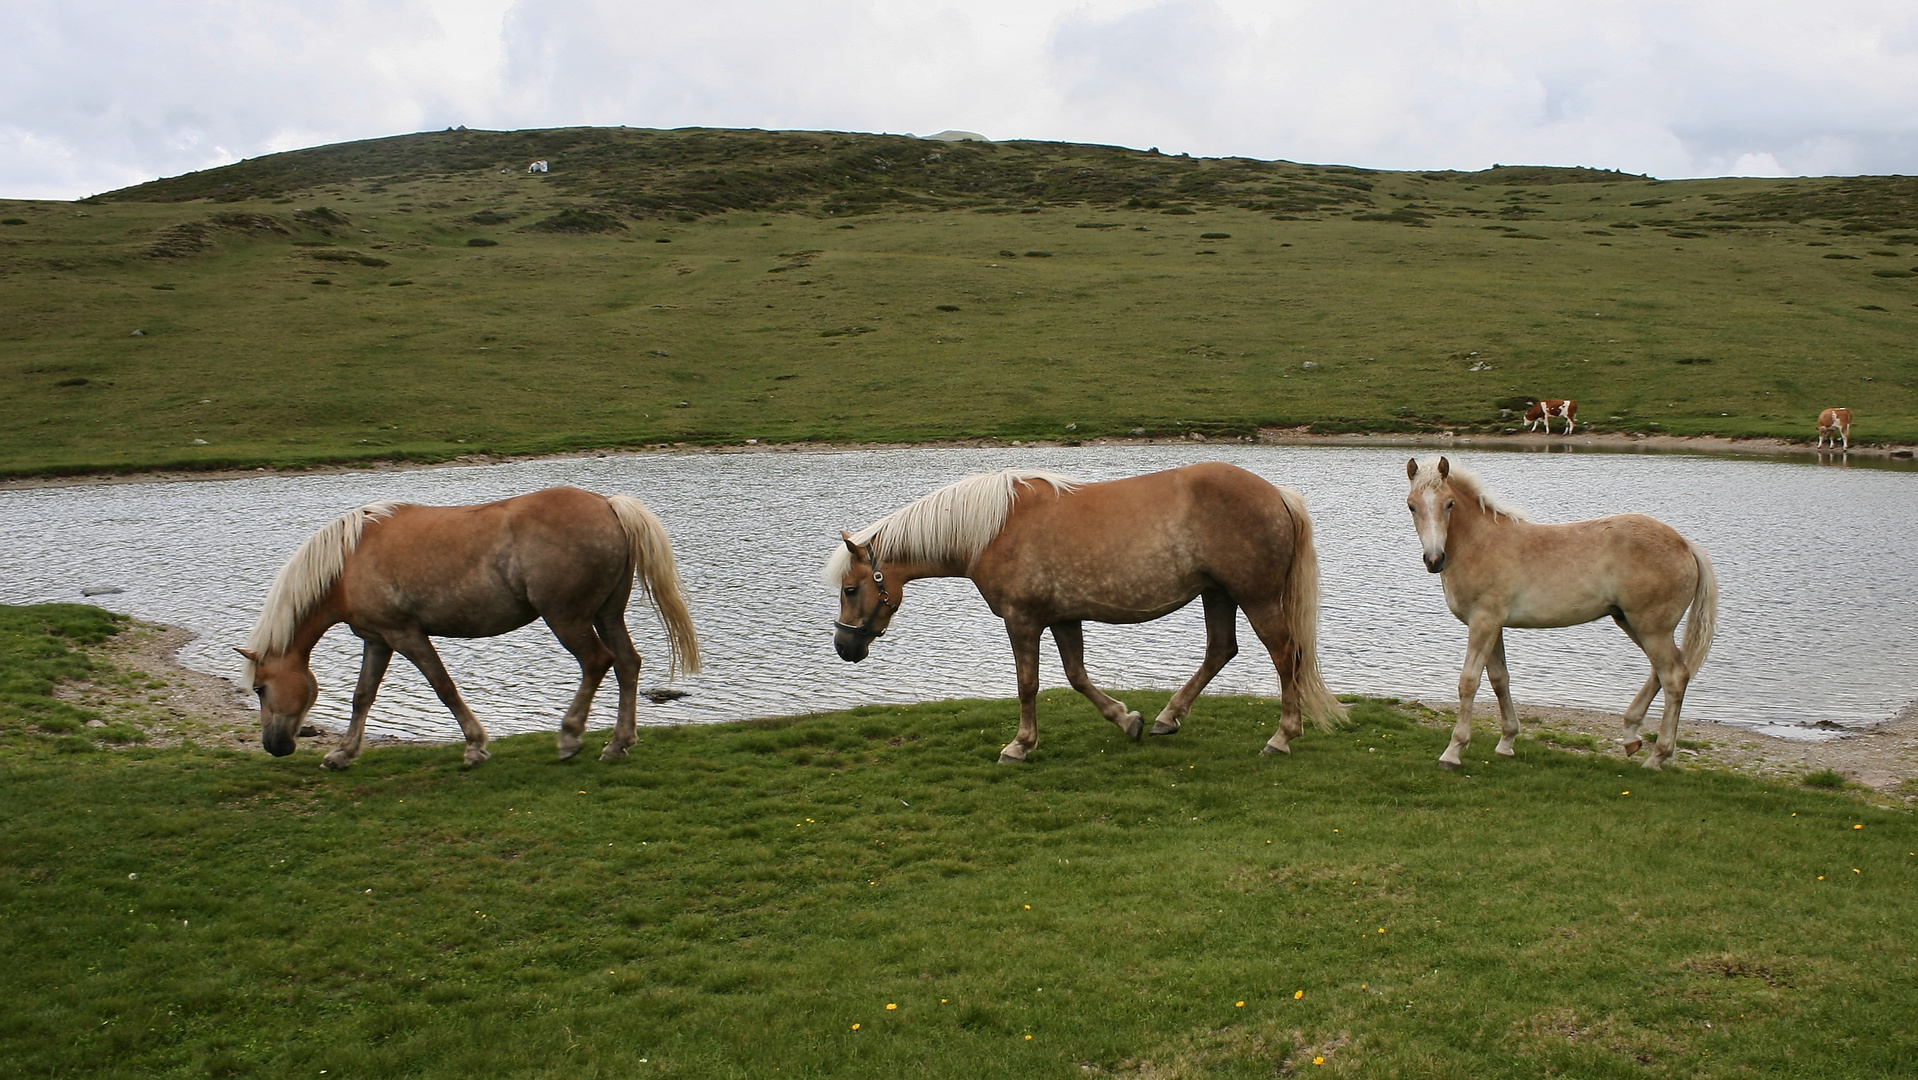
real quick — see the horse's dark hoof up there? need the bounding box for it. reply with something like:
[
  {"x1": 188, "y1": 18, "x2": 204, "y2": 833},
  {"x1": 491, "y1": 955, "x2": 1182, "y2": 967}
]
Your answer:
[
  {"x1": 1149, "y1": 718, "x2": 1181, "y2": 737},
  {"x1": 1260, "y1": 743, "x2": 1284, "y2": 756},
  {"x1": 1438, "y1": 759, "x2": 1461, "y2": 771},
  {"x1": 1622, "y1": 739, "x2": 1642, "y2": 758},
  {"x1": 1123, "y1": 714, "x2": 1144, "y2": 741},
  {"x1": 997, "y1": 752, "x2": 1026, "y2": 764}
]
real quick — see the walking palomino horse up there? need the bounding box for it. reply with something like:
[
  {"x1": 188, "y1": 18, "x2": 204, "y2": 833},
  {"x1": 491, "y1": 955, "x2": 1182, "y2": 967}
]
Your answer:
[
  {"x1": 1405, "y1": 457, "x2": 1716, "y2": 770},
  {"x1": 1817, "y1": 407, "x2": 1853, "y2": 451},
  {"x1": 825, "y1": 463, "x2": 1345, "y2": 762},
  {"x1": 239, "y1": 486, "x2": 700, "y2": 769}
]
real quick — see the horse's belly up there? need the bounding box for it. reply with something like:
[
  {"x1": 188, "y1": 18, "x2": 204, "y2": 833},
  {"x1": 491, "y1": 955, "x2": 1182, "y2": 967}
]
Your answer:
[{"x1": 1503, "y1": 595, "x2": 1612, "y2": 630}]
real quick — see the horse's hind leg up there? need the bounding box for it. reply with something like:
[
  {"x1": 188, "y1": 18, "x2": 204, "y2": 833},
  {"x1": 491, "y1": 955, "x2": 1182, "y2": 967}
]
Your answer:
[
  {"x1": 593, "y1": 607, "x2": 642, "y2": 762},
  {"x1": 388, "y1": 629, "x2": 491, "y2": 766},
  {"x1": 1152, "y1": 588, "x2": 1239, "y2": 737},
  {"x1": 1637, "y1": 633, "x2": 1690, "y2": 770},
  {"x1": 1239, "y1": 598, "x2": 1302, "y2": 754},
  {"x1": 1485, "y1": 631, "x2": 1523, "y2": 757},
  {"x1": 1612, "y1": 615, "x2": 1660, "y2": 757},
  {"x1": 1052, "y1": 621, "x2": 1143, "y2": 741},
  {"x1": 323, "y1": 636, "x2": 392, "y2": 771},
  {"x1": 545, "y1": 614, "x2": 616, "y2": 762}
]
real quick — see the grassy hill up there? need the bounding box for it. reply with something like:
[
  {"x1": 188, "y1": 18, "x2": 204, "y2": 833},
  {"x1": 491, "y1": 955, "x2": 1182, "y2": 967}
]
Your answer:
[
  {"x1": 2, "y1": 126, "x2": 1916, "y2": 475},
  {"x1": 3, "y1": 605, "x2": 1914, "y2": 1078}
]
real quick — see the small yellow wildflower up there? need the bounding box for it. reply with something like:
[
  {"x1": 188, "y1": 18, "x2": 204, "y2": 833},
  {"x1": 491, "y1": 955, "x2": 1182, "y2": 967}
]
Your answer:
[
  {"x1": 886, "y1": 1003, "x2": 897, "y2": 1011},
  {"x1": 1236, "y1": 1001, "x2": 1245, "y2": 1008},
  {"x1": 1025, "y1": 1035, "x2": 1033, "y2": 1041},
  {"x1": 1294, "y1": 990, "x2": 1304, "y2": 1000},
  {"x1": 851, "y1": 1023, "x2": 860, "y2": 1031},
  {"x1": 1313, "y1": 1055, "x2": 1325, "y2": 1065},
  {"x1": 1024, "y1": 904, "x2": 1031, "y2": 910},
  {"x1": 1377, "y1": 928, "x2": 1386, "y2": 934},
  {"x1": 1853, "y1": 824, "x2": 1863, "y2": 830}
]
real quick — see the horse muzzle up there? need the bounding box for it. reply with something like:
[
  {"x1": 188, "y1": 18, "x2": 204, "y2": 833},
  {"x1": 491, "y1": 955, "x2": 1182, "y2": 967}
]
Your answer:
[
  {"x1": 263, "y1": 729, "x2": 297, "y2": 757},
  {"x1": 832, "y1": 622, "x2": 878, "y2": 662},
  {"x1": 1423, "y1": 552, "x2": 1446, "y2": 574}
]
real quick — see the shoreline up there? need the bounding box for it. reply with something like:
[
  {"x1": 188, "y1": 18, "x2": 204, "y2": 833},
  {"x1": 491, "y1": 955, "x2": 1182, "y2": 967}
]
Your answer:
[
  {"x1": 77, "y1": 620, "x2": 1918, "y2": 800},
  {"x1": 4, "y1": 427, "x2": 1914, "y2": 492}
]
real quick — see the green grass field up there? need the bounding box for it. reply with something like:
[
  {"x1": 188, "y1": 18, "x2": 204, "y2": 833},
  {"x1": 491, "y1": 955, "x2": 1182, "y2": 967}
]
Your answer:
[
  {"x1": 3, "y1": 606, "x2": 1915, "y2": 1078},
  {"x1": 2, "y1": 127, "x2": 1916, "y2": 476}
]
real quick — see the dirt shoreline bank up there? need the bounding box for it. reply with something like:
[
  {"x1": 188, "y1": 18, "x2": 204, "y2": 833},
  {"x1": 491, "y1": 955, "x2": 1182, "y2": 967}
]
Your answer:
[
  {"x1": 69, "y1": 621, "x2": 1918, "y2": 802},
  {"x1": 4, "y1": 428, "x2": 1913, "y2": 491}
]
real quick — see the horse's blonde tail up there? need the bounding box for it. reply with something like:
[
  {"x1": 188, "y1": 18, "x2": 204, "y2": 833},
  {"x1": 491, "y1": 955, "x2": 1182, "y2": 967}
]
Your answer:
[
  {"x1": 607, "y1": 495, "x2": 701, "y2": 679},
  {"x1": 1277, "y1": 486, "x2": 1347, "y2": 730},
  {"x1": 1682, "y1": 541, "x2": 1717, "y2": 678}
]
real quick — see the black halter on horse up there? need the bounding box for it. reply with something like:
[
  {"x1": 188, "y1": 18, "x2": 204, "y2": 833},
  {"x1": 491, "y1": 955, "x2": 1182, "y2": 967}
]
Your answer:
[{"x1": 832, "y1": 539, "x2": 896, "y2": 638}]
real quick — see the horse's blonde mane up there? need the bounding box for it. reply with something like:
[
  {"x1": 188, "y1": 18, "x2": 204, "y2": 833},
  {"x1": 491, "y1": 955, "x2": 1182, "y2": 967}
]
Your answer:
[
  {"x1": 821, "y1": 469, "x2": 1080, "y2": 581},
  {"x1": 1412, "y1": 456, "x2": 1528, "y2": 522},
  {"x1": 242, "y1": 501, "x2": 404, "y2": 683}
]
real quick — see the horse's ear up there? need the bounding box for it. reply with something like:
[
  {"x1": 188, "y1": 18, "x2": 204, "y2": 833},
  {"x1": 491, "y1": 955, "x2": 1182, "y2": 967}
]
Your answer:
[
  {"x1": 234, "y1": 647, "x2": 259, "y2": 662},
  {"x1": 1437, "y1": 457, "x2": 1450, "y2": 477},
  {"x1": 841, "y1": 532, "x2": 861, "y2": 556},
  {"x1": 1406, "y1": 458, "x2": 1418, "y2": 481}
]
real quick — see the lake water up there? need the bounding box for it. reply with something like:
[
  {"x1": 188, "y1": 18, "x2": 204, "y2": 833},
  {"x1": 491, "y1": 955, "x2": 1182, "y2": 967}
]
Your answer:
[{"x1": 2, "y1": 445, "x2": 1913, "y2": 743}]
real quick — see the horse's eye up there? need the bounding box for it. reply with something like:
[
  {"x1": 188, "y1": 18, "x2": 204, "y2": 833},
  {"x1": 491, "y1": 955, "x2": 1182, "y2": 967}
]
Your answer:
[
  {"x1": 843, "y1": 586, "x2": 858, "y2": 597},
  {"x1": 1445, "y1": 501, "x2": 1455, "y2": 511},
  {"x1": 254, "y1": 686, "x2": 265, "y2": 698}
]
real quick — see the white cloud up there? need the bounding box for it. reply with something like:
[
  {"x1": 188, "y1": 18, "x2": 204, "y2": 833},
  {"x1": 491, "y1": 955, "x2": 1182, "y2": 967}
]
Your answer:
[{"x1": 2, "y1": 0, "x2": 1916, "y2": 199}]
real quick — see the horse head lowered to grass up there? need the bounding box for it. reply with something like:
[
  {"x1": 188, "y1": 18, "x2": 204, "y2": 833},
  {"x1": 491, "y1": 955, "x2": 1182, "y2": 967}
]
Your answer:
[
  {"x1": 1405, "y1": 456, "x2": 1716, "y2": 770},
  {"x1": 825, "y1": 463, "x2": 1345, "y2": 762},
  {"x1": 240, "y1": 486, "x2": 699, "y2": 769}
]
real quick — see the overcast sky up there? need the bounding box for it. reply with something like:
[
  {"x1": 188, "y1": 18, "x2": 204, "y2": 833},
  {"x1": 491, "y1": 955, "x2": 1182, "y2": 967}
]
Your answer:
[{"x1": 6, "y1": 0, "x2": 1917, "y2": 200}]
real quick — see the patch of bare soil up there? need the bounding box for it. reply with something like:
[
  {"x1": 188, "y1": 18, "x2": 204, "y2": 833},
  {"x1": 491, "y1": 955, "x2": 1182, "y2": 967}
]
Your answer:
[
  {"x1": 1402, "y1": 697, "x2": 1918, "y2": 802},
  {"x1": 52, "y1": 622, "x2": 1918, "y2": 801},
  {"x1": 53, "y1": 621, "x2": 258, "y2": 750},
  {"x1": 50, "y1": 620, "x2": 419, "y2": 757}
]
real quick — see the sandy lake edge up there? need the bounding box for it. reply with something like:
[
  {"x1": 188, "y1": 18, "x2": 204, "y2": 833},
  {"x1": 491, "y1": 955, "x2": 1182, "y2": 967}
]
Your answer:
[{"x1": 52, "y1": 620, "x2": 1918, "y2": 805}]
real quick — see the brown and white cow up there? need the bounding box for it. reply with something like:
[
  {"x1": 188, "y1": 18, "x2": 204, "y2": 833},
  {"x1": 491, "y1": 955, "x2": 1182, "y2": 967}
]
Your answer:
[
  {"x1": 1817, "y1": 407, "x2": 1853, "y2": 451},
  {"x1": 1524, "y1": 399, "x2": 1576, "y2": 434}
]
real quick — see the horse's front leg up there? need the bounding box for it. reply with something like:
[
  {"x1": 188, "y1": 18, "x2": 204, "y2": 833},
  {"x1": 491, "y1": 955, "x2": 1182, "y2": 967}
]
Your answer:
[
  {"x1": 998, "y1": 618, "x2": 1045, "y2": 763},
  {"x1": 1052, "y1": 621, "x2": 1143, "y2": 741},
  {"x1": 1152, "y1": 588, "x2": 1238, "y2": 737},
  {"x1": 388, "y1": 629, "x2": 491, "y2": 766},
  {"x1": 1441, "y1": 619, "x2": 1502, "y2": 769},
  {"x1": 1485, "y1": 630, "x2": 1522, "y2": 757},
  {"x1": 323, "y1": 636, "x2": 392, "y2": 771}
]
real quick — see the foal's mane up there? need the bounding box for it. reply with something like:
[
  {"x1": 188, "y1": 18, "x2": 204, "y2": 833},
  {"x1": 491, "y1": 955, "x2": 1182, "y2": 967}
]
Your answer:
[
  {"x1": 1412, "y1": 456, "x2": 1528, "y2": 521},
  {"x1": 241, "y1": 501, "x2": 404, "y2": 683},
  {"x1": 822, "y1": 469, "x2": 1080, "y2": 581}
]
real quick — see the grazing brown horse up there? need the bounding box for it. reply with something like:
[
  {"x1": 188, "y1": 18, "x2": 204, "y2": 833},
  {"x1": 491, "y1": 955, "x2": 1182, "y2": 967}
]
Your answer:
[
  {"x1": 239, "y1": 487, "x2": 699, "y2": 769},
  {"x1": 1817, "y1": 407, "x2": 1853, "y2": 450},
  {"x1": 1405, "y1": 457, "x2": 1716, "y2": 770},
  {"x1": 1524, "y1": 399, "x2": 1577, "y2": 434},
  {"x1": 825, "y1": 463, "x2": 1345, "y2": 762}
]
